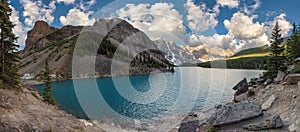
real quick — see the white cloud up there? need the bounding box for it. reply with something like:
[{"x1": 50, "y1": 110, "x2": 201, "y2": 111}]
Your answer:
[
  {"x1": 60, "y1": 8, "x2": 95, "y2": 26},
  {"x1": 56, "y1": 0, "x2": 75, "y2": 5},
  {"x1": 21, "y1": 0, "x2": 56, "y2": 27},
  {"x1": 188, "y1": 34, "x2": 238, "y2": 50},
  {"x1": 224, "y1": 12, "x2": 265, "y2": 40},
  {"x1": 117, "y1": 3, "x2": 185, "y2": 38},
  {"x1": 236, "y1": 33, "x2": 269, "y2": 51},
  {"x1": 185, "y1": 0, "x2": 219, "y2": 32},
  {"x1": 242, "y1": 0, "x2": 261, "y2": 15},
  {"x1": 189, "y1": 32, "x2": 270, "y2": 52},
  {"x1": 10, "y1": 6, "x2": 28, "y2": 46},
  {"x1": 266, "y1": 13, "x2": 292, "y2": 37},
  {"x1": 216, "y1": 0, "x2": 239, "y2": 8},
  {"x1": 78, "y1": 0, "x2": 97, "y2": 11}
]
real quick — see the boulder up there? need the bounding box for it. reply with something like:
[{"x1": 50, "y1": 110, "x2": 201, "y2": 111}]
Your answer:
[
  {"x1": 261, "y1": 95, "x2": 276, "y2": 111},
  {"x1": 235, "y1": 93, "x2": 248, "y2": 102},
  {"x1": 295, "y1": 57, "x2": 300, "y2": 64},
  {"x1": 257, "y1": 78, "x2": 266, "y2": 84},
  {"x1": 264, "y1": 79, "x2": 272, "y2": 86},
  {"x1": 288, "y1": 124, "x2": 297, "y2": 132},
  {"x1": 284, "y1": 74, "x2": 300, "y2": 84},
  {"x1": 274, "y1": 71, "x2": 286, "y2": 84},
  {"x1": 232, "y1": 78, "x2": 249, "y2": 94},
  {"x1": 178, "y1": 114, "x2": 200, "y2": 132},
  {"x1": 287, "y1": 65, "x2": 296, "y2": 73},
  {"x1": 243, "y1": 115, "x2": 283, "y2": 131},
  {"x1": 209, "y1": 101, "x2": 263, "y2": 126}
]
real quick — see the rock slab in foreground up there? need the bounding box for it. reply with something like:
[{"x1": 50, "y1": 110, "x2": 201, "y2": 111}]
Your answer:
[
  {"x1": 261, "y1": 95, "x2": 276, "y2": 111},
  {"x1": 209, "y1": 101, "x2": 263, "y2": 127},
  {"x1": 243, "y1": 115, "x2": 283, "y2": 131}
]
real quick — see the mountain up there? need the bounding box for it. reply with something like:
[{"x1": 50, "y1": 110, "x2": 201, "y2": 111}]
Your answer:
[
  {"x1": 198, "y1": 46, "x2": 271, "y2": 69},
  {"x1": 153, "y1": 38, "x2": 234, "y2": 66},
  {"x1": 19, "y1": 19, "x2": 174, "y2": 81}
]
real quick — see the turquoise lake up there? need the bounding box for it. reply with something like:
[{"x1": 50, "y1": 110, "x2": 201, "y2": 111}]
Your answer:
[{"x1": 31, "y1": 67, "x2": 263, "y2": 124}]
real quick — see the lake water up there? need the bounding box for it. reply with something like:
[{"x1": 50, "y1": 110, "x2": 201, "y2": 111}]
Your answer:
[{"x1": 31, "y1": 67, "x2": 262, "y2": 128}]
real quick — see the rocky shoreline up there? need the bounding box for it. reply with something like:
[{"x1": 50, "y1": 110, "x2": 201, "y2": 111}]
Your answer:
[
  {"x1": 1, "y1": 69, "x2": 299, "y2": 131},
  {"x1": 21, "y1": 68, "x2": 174, "y2": 86},
  {"x1": 178, "y1": 72, "x2": 300, "y2": 132}
]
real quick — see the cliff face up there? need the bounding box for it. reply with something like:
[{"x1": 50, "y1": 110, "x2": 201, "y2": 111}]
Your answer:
[
  {"x1": 24, "y1": 21, "x2": 58, "y2": 52},
  {"x1": 20, "y1": 19, "x2": 173, "y2": 81},
  {"x1": 21, "y1": 21, "x2": 82, "y2": 57}
]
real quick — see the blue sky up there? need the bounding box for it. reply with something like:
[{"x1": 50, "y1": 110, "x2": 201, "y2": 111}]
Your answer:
[{"x1": 9, "y1": 0, "x2": 300, "y2": 51}]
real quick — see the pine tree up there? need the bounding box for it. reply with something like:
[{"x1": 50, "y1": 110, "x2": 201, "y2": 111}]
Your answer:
[
  {"x1": 266, "y1": 22, "x2": 286, "y2": 78},
  {"x1": 286, "y1": 23, "x2": 300, "y2": 64},
  {"x1": 42, "y1": 59, "x2": 56, "y2": 105},
  {"x1": 0, "y1": 0, "x2": 20, "y2": 88}
]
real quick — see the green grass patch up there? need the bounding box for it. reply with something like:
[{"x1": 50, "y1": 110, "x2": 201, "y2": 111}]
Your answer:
[{"x1": 232, "y1": 46, "x2": 270, "y2": 57}]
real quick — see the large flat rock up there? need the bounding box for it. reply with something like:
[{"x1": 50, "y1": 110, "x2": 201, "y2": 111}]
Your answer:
[
  {"x1": 262, "y1": 95, "x2": 276, "y2": 111},
  {"x1": 209, "y1": 101, "x2": 263, "y2": 127}
]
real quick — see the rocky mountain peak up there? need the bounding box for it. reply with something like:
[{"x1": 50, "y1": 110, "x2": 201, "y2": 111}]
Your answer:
[{"x1": 25, "y1": 20, "x2": 58, "y2": 51}]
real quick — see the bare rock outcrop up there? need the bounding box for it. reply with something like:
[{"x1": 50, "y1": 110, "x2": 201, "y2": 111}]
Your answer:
[
  {"x1": 209, "y1": 101, "x2": 263, "y2": 127},
  {"x1": 261, "y1": 95, "x2": 276, "y2": 111},
  {"x1": 0, "y1": 88, "x2": 104, "y2": 132},
  {"x1": 24, "y1": 21, "x2": 58, "y2": 52},
  {"x1": 243, "y1": 115, "x2": 283, "y2": 131}
]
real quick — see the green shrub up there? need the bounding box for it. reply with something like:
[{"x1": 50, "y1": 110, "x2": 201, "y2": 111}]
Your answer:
[{"x1": 207, "y1": 126, "x2": 218, "y2": 132}]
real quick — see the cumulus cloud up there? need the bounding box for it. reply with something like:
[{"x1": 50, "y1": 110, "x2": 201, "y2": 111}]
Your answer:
[
  {"x1": 188, "y1": 34, "x2": 238, "y2": 50},
  {"x1": 216, "y1": 0, "x2": 239, "y2": 8},
  {"x1": 266, "y1": 13, "x2": 292, "y2": 37},
  {"x1": 21, "y1": 0, "x2": 56, "y2": 26},
  {"x1": 56, "y1": 0, "x2": 75, "y2": 5},
  {"x1": 117, "y1": 3, "x2": 185, "y2": 38},
  {"x1": 60, "y1": 8, "x2": 95, "y2": 26},
  {"x1": 224, "y1": 12, "x2": 265, "y2": 40},
  {"x1": 10, "y1": 6, "x2": 28, "y2": 46},
  {"x1": 236, "y1": 33, "x2": 269, "y2": 51},
  {"x1": 185, "y1": 0, "x2": 219, "y2": 32}
]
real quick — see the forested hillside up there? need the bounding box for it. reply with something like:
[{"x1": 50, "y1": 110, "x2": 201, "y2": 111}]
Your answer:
[{"x1": 198, "y1": 46, "x2": 271, "y2": 69}]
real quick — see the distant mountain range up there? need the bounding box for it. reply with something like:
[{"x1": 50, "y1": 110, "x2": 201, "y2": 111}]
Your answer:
[
  {"x1": 19, "y1": 19, "x2": 174, "y2": 80},
  {"x1": 20, "y1": 18, "x2": 257, "y2": 80},
  {"x1": 153, "y1": 38, "x2": 234, "y2": 66}
]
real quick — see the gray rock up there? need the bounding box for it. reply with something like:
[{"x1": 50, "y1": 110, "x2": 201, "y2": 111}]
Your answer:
[
  {"x1": 178, "y1": 120, "x2": 199, "y2": 132},
  {"x1": 262, "y1": 95, "x2": 276, "y2": 111},
  {"x1": 295, "y1": 57, "x2": 300, "y2": 63},
  {"x1": 284, "y1": 74, "x2": 300, "y2": 84},
  {"x1": 270, "y1": 115, "x2": 283, "y2": 128},
  {"x1": 274, "y1": 71, "x2": 286, "y2": 84},
  {"x1": 288, "y1": 124, "x2": 297, "y2": 132},
  {"x1": 244, "y1": 115, "x2": 283, "y2": 131},
  {"x1": 178, "y1": 114, "x2": 200, "y2": 132},
  {"x1": 287, "y1": 65, "x2": 296, "y2": 73},
  {"x1": 257, "y1": 78, "x2": 266, "y2": 83},
  {"x1": 209, "y1": 101, "x2": 263, "y2": 126},
  {"x1": 264, "y1": 79, "x2": 272, "y2": 86},
  {"x1": 232, "y1": 78, "x2": 249, "y2": 94},
  {"x1": 235, "y1": 93, "x2": 248, "y2": 102}
]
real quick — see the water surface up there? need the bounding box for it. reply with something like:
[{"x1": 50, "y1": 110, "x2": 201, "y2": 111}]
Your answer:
[{"x1": 31, "y1": 67, "x2": 262, "y2": 123}]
